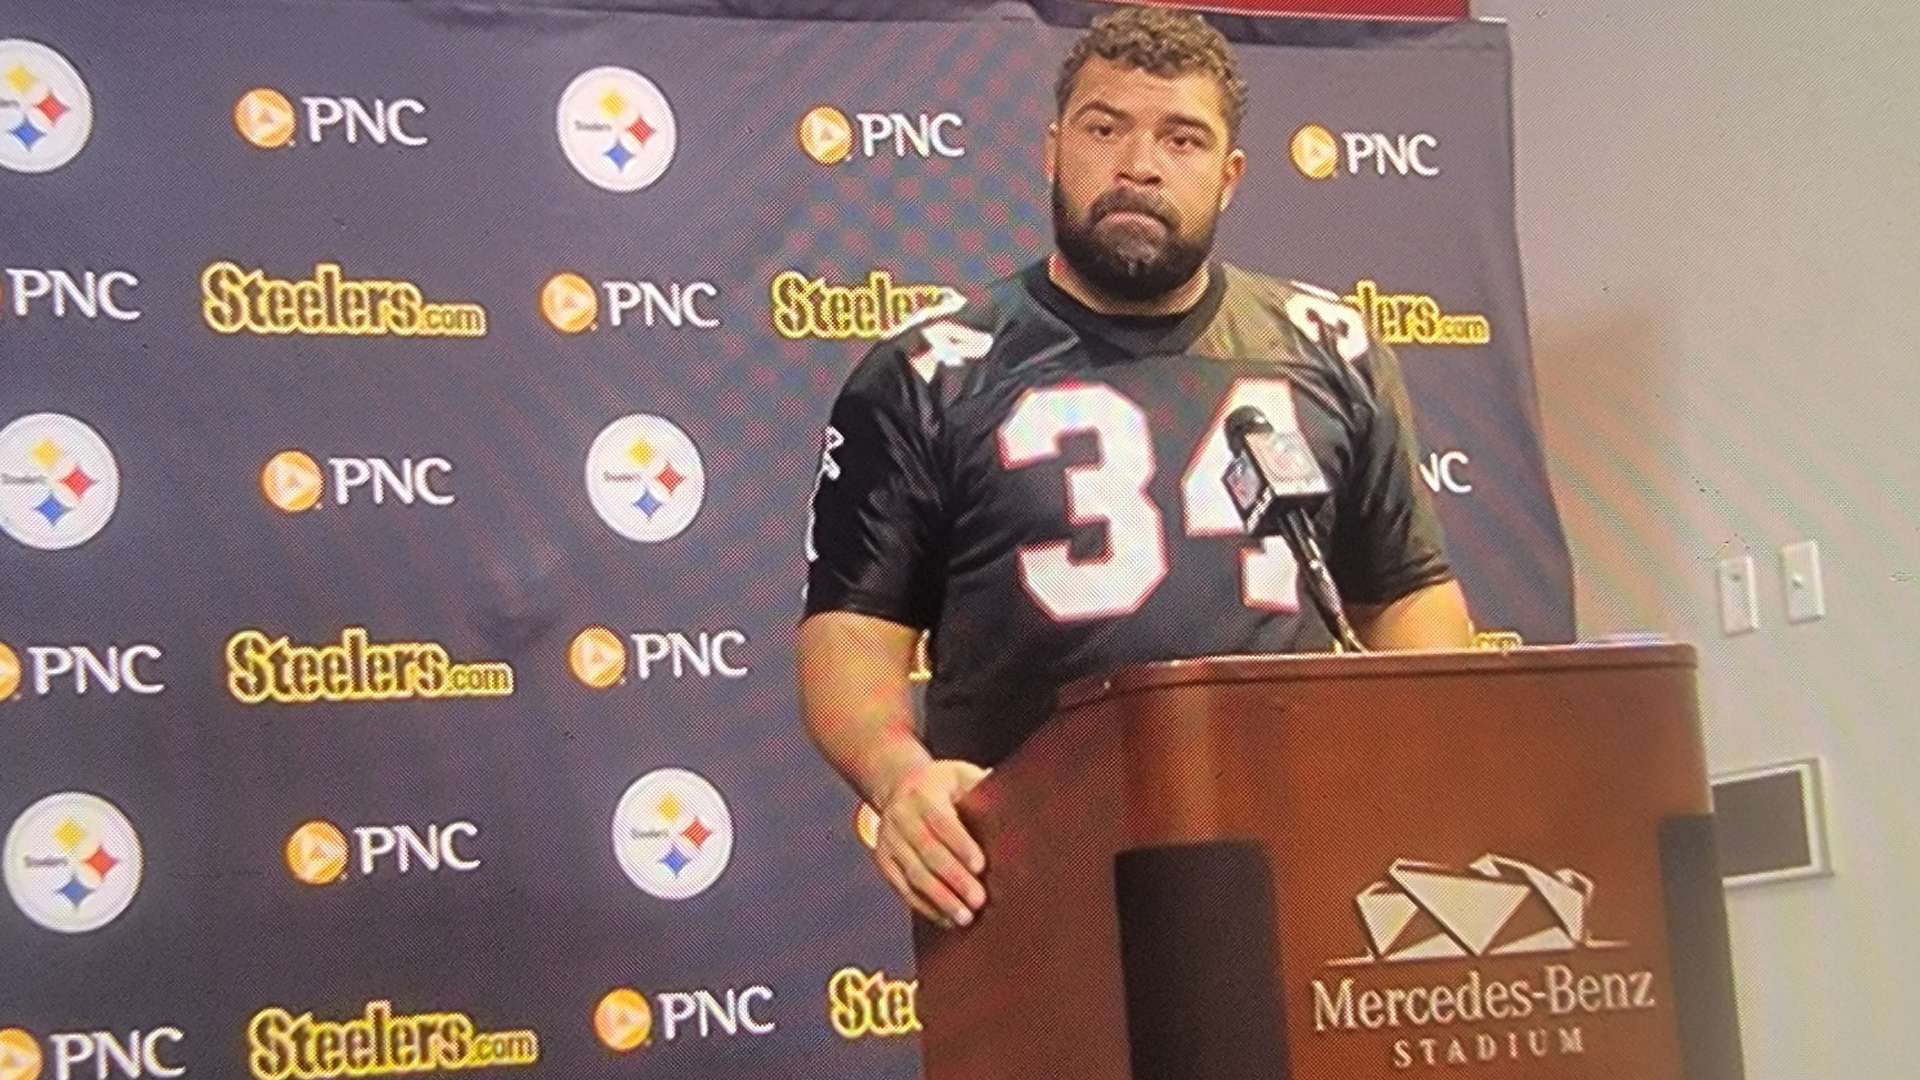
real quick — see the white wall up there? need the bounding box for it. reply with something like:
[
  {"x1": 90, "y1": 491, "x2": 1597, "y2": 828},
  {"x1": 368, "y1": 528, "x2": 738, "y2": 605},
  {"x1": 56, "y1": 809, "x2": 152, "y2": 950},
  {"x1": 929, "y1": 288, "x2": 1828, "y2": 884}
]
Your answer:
[{"x1": 1474, "y1": 1, "x2": 1920, "y2": 1075}]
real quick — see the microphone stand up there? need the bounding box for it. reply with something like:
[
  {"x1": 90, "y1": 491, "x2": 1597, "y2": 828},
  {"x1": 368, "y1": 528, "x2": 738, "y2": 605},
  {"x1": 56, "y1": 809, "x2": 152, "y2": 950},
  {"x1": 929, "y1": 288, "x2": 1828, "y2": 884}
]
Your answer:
[{"x1": 1277, "y1": 509, "x2": 1367, "y2": 654}]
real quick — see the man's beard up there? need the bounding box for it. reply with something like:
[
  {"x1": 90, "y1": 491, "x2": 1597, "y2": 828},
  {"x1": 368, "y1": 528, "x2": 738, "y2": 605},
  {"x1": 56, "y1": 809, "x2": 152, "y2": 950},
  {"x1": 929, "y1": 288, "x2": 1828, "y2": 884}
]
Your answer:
[{"x1": 1052, "y1": 182, "x2": 1217, "y2": 304}]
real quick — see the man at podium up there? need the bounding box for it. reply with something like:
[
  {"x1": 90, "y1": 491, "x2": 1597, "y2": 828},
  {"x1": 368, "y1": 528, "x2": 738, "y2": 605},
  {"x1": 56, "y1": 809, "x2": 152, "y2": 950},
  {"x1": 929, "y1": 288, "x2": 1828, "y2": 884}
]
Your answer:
[{"x1": 797, "y1": 5, "x2": 1473, "y2": 930}]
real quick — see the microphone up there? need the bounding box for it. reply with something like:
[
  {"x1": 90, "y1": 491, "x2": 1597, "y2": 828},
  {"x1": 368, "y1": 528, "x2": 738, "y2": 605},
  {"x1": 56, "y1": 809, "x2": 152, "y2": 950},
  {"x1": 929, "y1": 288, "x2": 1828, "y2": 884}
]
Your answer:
[{"x1": 1221, "y1": 406, "x2": 1366, "y2": 653}]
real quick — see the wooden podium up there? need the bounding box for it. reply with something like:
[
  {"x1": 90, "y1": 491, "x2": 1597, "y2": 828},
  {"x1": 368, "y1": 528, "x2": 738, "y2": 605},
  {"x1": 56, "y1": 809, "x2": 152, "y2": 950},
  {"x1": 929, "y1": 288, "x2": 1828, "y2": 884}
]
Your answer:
[{"x1": 913, "y1": 645, "x2": 1745, "y2": 1080}]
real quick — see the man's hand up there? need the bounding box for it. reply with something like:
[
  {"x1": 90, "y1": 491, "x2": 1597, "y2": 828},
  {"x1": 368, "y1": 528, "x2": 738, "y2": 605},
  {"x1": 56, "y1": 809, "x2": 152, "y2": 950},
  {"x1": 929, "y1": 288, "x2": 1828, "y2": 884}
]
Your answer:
[{"x1": 872, "y1": 760, "x2": 989, "y2": 927}]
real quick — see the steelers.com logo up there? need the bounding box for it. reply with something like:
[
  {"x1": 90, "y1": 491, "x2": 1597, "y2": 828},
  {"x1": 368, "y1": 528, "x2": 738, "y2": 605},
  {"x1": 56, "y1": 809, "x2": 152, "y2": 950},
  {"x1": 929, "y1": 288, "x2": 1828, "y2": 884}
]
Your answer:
[
  {"x1": 0, "y1": 40, "x2": 93, "y2": 174},
  {"x1": 4, "y1": 791, "x2": 143, "y2": 934},
  {"x1": 585, "y1": 414, "x2": 704, "y2": 543},
  {"x1": 798, "y1": 105, "x2": 853, "y2": 166},
  {"x1": 0, "y1": 1028, "x2": 41, "y2": 1080},
  {"x1": 0, "y1": 413, "x2": 120, "y2": 551},
  {"x1": 556, "y1": 67, "x2": 676, "y2": 193},
  {"x1": 612, "y1": 768, "x2": 733, "y2": 901},
  {"x1": 592, "y1": 989, "x2": 652, "y2": 1052},
  {"x1": 1290, "y1": 123, "x2": 1340, "y2": 181}
]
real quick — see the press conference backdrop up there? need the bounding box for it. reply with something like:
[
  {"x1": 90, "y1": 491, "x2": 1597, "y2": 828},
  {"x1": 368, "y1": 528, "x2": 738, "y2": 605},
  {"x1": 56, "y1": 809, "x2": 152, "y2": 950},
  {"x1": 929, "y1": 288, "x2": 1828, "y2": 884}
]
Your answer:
[{"x1": 0, "y1": 2, "x2": 1571, "y2": 1078}]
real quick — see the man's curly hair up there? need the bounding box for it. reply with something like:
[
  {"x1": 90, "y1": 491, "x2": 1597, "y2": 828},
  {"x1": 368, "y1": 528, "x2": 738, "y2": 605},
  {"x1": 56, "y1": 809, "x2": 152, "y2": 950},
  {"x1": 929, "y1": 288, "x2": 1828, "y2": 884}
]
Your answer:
[{"x1": 1056, "y1": 6, "x2": 1250, "y2": 140}]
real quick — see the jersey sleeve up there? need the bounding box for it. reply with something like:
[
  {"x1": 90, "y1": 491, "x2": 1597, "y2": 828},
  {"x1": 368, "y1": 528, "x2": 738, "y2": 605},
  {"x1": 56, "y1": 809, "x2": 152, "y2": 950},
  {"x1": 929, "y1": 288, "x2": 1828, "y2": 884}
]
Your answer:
[
  {"x1": 1327, "y1": 338, "x2": 1456, "y2": 606},
  {"x1": 802, "y1": 342, "x2": 946, "y2": 629}
]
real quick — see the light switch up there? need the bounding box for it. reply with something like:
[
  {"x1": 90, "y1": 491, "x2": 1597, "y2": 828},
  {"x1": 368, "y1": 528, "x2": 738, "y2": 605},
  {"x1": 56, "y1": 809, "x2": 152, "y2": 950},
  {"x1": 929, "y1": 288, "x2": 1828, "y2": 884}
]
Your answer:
[
  {"x1": 1782, "y1": 540, "x2": 1825, "y2": 623},
  {"x1": 1718, "y1": 555, "x2": 1759, "y2": 635}
]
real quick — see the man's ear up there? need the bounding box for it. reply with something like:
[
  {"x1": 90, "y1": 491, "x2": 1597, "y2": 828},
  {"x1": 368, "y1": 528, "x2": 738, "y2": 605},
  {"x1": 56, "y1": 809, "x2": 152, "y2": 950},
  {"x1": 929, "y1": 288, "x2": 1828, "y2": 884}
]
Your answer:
[
  {"x1": 1043, "y1": 121, "x2": 1060, "y2": 183},
  {"x1": 1219, "y1": 146, "x2": 1247, "y2": 211}
]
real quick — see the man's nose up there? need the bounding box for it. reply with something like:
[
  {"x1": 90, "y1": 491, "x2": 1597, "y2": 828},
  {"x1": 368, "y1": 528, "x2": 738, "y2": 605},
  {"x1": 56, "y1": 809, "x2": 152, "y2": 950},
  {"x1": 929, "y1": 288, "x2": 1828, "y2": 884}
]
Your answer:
[{"x1": 1113, "y1": 130, "x2": 1165, "y2": 184}]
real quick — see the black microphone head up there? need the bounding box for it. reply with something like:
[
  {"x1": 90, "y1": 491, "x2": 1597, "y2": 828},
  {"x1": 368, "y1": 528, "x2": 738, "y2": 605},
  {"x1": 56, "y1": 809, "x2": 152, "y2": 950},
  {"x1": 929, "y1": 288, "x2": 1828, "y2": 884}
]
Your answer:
[{"x1": 1222, "y1": 405, "x2": 1273, "y2": 454}]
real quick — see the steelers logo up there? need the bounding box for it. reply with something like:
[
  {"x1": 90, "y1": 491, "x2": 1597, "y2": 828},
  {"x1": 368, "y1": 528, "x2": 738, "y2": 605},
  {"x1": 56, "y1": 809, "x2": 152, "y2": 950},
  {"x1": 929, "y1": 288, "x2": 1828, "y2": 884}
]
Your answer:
[
  {"x1": 593, "y1": 988, "x2": 652, "y2": 1052},
  {"x1": 1290, "y1": 123, "x2": 1340, "y2": 181},
  {"x1": 798, "y1": 105, "x2": 853, "y2": 166},
  {"x1": 568, "y1": 627, "x2": 625, "y2": 689},
  {"x1": 0, "y1": 40, "x2": 94, "y2": 174},
  {"x1": 585, "y1": 414, "x2": 705, "y2": 544},
  {"x1": 261, "y1": 450, "x2": 323, "y2": 513},
  {"x1": 557, "y1": 67, "x2": 677, "y2": 193},
  {"x1": 285, "y1": 820, "x2": 349, "y2": 885},
  {"x1": 540, "y1": 272, "x2": 598, "y2": 334},
  {"x1": 234, "y1": 88, "x2": 297, "y2": 149}
]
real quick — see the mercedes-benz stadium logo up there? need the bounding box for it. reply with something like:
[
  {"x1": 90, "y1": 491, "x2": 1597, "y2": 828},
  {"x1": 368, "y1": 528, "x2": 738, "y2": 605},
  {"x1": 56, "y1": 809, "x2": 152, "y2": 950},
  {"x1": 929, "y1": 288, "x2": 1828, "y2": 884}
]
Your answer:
[{"x1": 1333, "y1": 854, "x2": 1626, "y2": 966}]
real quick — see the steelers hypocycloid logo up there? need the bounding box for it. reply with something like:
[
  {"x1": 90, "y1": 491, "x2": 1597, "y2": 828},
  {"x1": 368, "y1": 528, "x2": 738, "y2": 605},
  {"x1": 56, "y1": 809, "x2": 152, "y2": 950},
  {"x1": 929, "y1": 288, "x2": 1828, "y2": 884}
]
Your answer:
[
  {"x1": 4, "y1": 791, "x2": 143, "y2": 934},
  {"x1": 540, "y1": 272, "x2": 598, "y2": 334},
  {"x1": 233, "y1": 87, "x2": 297, "y2": 149},
  {"x1": 0, "y1": 413, "x2": 120, "y2": 551},
  {"x1": 557, "y1": 67, "x2": 676, "y2": 193},
  {"x1": 611, "y1": 768, "x2": 733, "y2": 901},
  {"x1": 798, "y1": 105, "x2": 853, "y2": 166},
  {"x1": 585, "y1": 415, "x2": 705, "y2": 543},
  {"x1": 0, "y1": 1029, "x2": 42, "y2": 1080},
  {"x1": 0, "y1": 40, "x2": 93, "y2": 174},
  {"x1": 285, "y1": 820, "x2": 350, "y2": 885},
  {"x1": 593, "y1": 989, "x2": 653, "y2": 1052},
  {"x1": 1290, "y1": 123, "x2": 1340, "y2": 181}
]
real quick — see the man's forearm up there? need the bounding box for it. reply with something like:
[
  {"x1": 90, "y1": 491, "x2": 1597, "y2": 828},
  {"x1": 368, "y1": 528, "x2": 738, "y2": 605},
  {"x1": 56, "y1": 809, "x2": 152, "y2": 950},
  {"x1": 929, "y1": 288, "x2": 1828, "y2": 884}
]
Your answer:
[{"x1": 797, "y1": 612, "x2": 935, "y2": 806}]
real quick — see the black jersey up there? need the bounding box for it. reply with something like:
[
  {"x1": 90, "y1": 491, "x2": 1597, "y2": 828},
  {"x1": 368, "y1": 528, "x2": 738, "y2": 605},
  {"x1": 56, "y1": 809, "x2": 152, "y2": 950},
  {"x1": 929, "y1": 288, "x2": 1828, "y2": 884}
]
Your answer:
[{"x1": 804, "y1": 260, "x2": 1453, "y2": 766}]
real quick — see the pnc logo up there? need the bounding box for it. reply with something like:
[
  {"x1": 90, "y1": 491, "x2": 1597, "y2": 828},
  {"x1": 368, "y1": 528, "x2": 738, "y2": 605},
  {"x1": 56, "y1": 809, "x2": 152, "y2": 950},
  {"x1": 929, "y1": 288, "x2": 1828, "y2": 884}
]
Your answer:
[
  {"x1": 539, "y1": 273, "x2": 718, "y2": 334},
  {"x1": 0, "y1": 1027, "x2": 186, "y2": 1080},
  {"x1": 797, "y1": 105, "x2": 963, "y2": 165},
  {"x1": 1, "y1": 269, "x2": 140, "y2": 321},
  {"x1": 233, "y1": 88, "x2": 296, "y2": 149},
  {"x1": 0, "y1": 643, "x2": 19, "y2": 700},
  {"x1": 568, "y1": 627, "x2": 748, "y2": 688},
  {"x1": 592, "y1": 988, "x2": 773, "y2": 1050},
  {"x1": 0, "y1": 413, "x2": 119, "y2": 552},
  {"x1": 591, "y1": 990, "x2": 652, "y2": 1052},
  {"x1": 284, "y1": 821, "x2": 349, "y2": 885},
  {"x1": 3, "y1": 791, "x2": 143, "y2": 934},
  {"x1": 556, "y1": 67, "x2": 676, "y2": 193},
  {"x1": 260, "y1": 450, "x2": 454, "y2": 512},
  {"x1": 0, "y1": 642, "x2": 164, "y2": 699},
  {"x1": 285, "y1": 819, "x2": 481, "y2": 885},
  {"x1": 0, "y1": 1029, "x2": 39, "y2": 1080},
  {"x1": 539, "y1": 273, "x2": 597, "y2": 334},
  {"x1": 1292, "y1": 123, "x2": 1441, "y2": 180},
  {"x1": 0, "y1": 40, "x2": 93, "y2": 174},
  {"x1": 233, "y1": 88, "x2": 427, "y2": 149}
]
